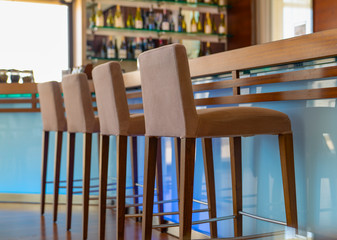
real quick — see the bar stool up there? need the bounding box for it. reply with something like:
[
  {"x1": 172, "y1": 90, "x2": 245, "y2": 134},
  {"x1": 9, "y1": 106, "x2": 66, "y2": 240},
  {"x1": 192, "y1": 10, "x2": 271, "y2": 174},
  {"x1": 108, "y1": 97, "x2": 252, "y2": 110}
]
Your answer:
[
  {"x1": 139, "y1": 44, "x2": 298, "y2": 239},
  {"x1": 38, "y1": 81, "x2": 67, "y2": 222},
  {"x1": 62, "y1": 73, "x2": 100, "y2": 239},
  {"x1": 92, "y1": 62, "x2": 167, "y2": 240}
]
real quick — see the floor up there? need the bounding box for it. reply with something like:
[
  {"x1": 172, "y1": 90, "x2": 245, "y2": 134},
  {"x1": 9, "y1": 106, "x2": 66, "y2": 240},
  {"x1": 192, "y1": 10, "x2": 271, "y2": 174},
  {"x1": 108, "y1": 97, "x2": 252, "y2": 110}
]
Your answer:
[{"x1": 0, "y1": 203, "x2": 177, "y2": 240}]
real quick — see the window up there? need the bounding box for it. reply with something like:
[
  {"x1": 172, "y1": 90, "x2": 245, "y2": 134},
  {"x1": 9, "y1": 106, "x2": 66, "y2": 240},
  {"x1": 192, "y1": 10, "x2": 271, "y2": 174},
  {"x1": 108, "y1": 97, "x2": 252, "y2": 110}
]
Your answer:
[{"x1": 0, "y1": 1, "x2": 69, "y2": 82}]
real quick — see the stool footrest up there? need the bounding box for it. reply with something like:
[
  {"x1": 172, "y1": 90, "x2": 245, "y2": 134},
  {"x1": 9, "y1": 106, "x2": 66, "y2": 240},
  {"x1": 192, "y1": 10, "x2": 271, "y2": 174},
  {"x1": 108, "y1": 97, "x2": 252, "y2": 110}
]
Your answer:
[
  {"x1": 125, "y1": 208, "x2": 210, "y2": 218},
  {"x1": 106, "y1": 198, "x2": 179, "y2": 208},
  {"x1": 209, "y1": 230, "x2": 285, "y2": 240},
  {"x1": 152, "y1": 215, "x2": 236, "y2": 229},
  {"x1": 239, "y1": 211, "x2": 286, "y2": 226}
]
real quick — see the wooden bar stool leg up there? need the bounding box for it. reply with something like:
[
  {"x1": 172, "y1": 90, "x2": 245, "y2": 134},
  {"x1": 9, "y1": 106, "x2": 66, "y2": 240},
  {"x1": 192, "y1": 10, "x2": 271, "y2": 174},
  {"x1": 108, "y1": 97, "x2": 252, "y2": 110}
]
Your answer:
[
  {"x1": 116, "y1": 135, "x2": 128, "y2": 240},
  {"x1": 179, "y1": 138, "x2": 196, "y2": 240},
  {"x1": 174, "y1": 137, "x2": 181, "y2": 197},
  {"x1": 99, "y1": 134, "x2": 109, "y2": 240},
  {"x1": 278, "y1": 133, "x2": 298, "y2": 229},
  {"x1": 53, "y1": 131, "x2": 63, "y2": 222},
  {"x1": 82, "y1": 133, "x2": 92, "y2": 240},
  {"x1": 202, "y1": 138, "x2": 218, "y2": 238},
  {"x1": 230, "y1": 137, "x2": 243, "y2": 237},
  {"x1": 66, "y1": 132, "x2": 75, "y2": 231},
  {"x1": 40, "y1": 131, "x2": 50, "y2": 215},
  {"x1": 142, "y1": 136, "x2": 158, "y2": 240},
  {"x1": 130, "y1": 136, "x2": 139, "y2": 220},
  {"x1": 155, "y1": 137, "x2": 165, "y2": 229}
]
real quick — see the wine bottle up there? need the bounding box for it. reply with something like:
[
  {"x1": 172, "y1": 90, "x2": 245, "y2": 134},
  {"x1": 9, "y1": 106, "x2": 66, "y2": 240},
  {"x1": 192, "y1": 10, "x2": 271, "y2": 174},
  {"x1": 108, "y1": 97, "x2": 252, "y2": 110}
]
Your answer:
[
  {"x1": 106, "y1": 9, "x2": 114, "y2": 27},
  {"x1": 126, "y1": 13, "x2": 134, "y2": 28},
  {"x1": 218, "y1": 13, "x2": 226, "y2": 34},
  {"x1": 119, "y1": 37, "x2": 127, "y2": 59},
  {"x1": 107, "y1": 37, "x2": 116, "y2": 59},
  {"x1": 177, "y1": 8, "x2": 185, "y2": 32},
  {"x1": 197, "y1": 14, "x2": 203, "y2": 32},
  {"x1": 169, "y1": 14, "x2": 175, "y2": 31},
  {"x1": 148, "y1": 6, "x2": 156, "y2": 30},
  {"x1": 114, "y1": 5, "x2": 124, "y2": 28},
  {"x1": 100, "y1": 38, "x2": 107, "y2": 58},
  {"x1": 89, "y1": 7, "x2": 96, "y2": 28},
  {"x1": 95, "y1": 3, "x2": 104, "y2": 27},
  {"x1": 135, "y1": 7, "x2": 143, "y2": 29},
  {"x1": 190, "y1": 12, "x2": 197, "y2": 33},
  {"x1": 134, "y1": 38, "x2": 143, "y2": 58},
  {"x1": 114, "y1": 38, "x2": 119, "y2": 58},
  {"x1": 212, "y1": 16, "x2": 217, "y2": 34},
  {"x1": 161, "y1": 9, "x2": 170, "y2": 31},
  {"x1": 204, "y1": 12, "x2": 212, "y2": 34},
  {"x1": 205, "y1": 42, "x2": 211, "y2": 55},
  {"x1": 198, "y1": 42, "x2": 203, "y2": 57}
]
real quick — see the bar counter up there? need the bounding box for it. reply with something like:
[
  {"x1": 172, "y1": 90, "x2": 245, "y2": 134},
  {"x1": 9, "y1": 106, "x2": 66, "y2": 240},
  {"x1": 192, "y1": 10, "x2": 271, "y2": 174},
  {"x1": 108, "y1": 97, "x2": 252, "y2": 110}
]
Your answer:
[{"x1": 1, "y1": 29, "x2": 337, "y2": 238}]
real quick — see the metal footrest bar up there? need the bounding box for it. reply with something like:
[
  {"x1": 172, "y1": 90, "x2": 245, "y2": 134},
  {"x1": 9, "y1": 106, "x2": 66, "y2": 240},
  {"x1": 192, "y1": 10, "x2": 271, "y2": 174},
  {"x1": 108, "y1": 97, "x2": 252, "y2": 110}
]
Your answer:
[
  {"x1": 89, "y1": 194, "x2": 145, "y2": 201},
  {"x1": 59, "y1": 182, "x2": 117, "y2": 189},
  {"x1": 135, "y1": 183, "x2": 158, "y2": 191},
  {"x1": 46, "y1": 177, "x2": 101, "y2": 184},
  {"x1": 106, "y1": 198, "x2": 179, "y2": 209},
  {"x1": 152, "y1": 215, "x2": 236, "y2": 229},
  {"x1": 125, "y1": 208, "x2": 210, "y2": 218},
  {"x1": 196, "y1": 230, "x2": 285, "y2": 240},
  {"x1": 192, "y1": 199, "x2": 208, "y2": 205},
  {"x1": 239, "y1": 211, "x2": 286, "y2": 226}
]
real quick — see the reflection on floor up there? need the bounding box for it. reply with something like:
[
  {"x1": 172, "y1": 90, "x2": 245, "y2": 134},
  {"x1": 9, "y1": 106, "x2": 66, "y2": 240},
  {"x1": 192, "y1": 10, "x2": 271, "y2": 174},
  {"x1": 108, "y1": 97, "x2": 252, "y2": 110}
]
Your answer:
[{"x1": 0, "y1": 203, "x2": 176, "y2": 240}]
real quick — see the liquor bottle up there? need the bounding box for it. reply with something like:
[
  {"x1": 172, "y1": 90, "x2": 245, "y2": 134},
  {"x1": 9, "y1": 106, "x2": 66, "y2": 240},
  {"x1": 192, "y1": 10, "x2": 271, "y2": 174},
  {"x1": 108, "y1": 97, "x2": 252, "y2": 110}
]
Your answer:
[
  {"x1": 100, "y1": 38, "x2": 107, "y2": 58},
  {"x1": 134, "y1": 38, "x2": 143, "y2": 58},
  {"x1": 204, "y1": 12, "x2": 212, "y2": 34},
  {"x1": 119, "y1": 37, "x2": 127, "y2": 59},
  {"x1": 205, "y1": 42, "x2": 211, "y2": 55},
  {"x1": 89, "y1": 7, "x2": 96, "y2": 28},
  {"x1": 218, "y1": 0, "x2": 225, "y2": 6},
  {"x1": 107, "y1": 37, "x2": 116, "y2": 59},
  {"x1": 127, "y1": 40, "x2": 134, "y2": 59},
  {"x1": 135, "y1": 7, "x2": 143, "y2": 29},
  {"x1": 114, "y1": 38, "x2": 119, "y2": 58},
  {"x1": 95, "y1": 3, "x2": 104, "y2": 27},
  {"x1": 159, "y1": 39, "x2": 164, "y2": 47},
  {"x1": 190, "y1": 12, "x2": 197, "y2": 33},
  {"x1": 161, "y1": 9, "x2": 170, "y2": 31},
  {"x1": 218, "y1": 13, "x2": 226, "y2": 34},
  {"x1": 177, "y1": 8, "x2": 186, "y2": 32},
  {"x1": 106, "y1": 9, "x2": 114, "y2": 27},
  {"x1": 148, "y1": 6, "x2": 156, "y2": 30},
  {"x1": 126, "y1": 13, "x2": 134, "y2": 28},
  {"x1": 204, "y1": 0, "x2": 212, "y2": 4},
  {"x1": 198, "y1": 42, "x2": 203, "y2": 57},
  {"x1": 114, "y1": 5, "x2": 124, "y2": 28},
  {"x1": 197, "y1": 14, "x2": 203, "y2": 32},
  {"x1": 142, "y1": 38, "x2": 148, "y2": 51},
  {"x1": 148, "y1": 37, "x2": 155, "y2": 50}
]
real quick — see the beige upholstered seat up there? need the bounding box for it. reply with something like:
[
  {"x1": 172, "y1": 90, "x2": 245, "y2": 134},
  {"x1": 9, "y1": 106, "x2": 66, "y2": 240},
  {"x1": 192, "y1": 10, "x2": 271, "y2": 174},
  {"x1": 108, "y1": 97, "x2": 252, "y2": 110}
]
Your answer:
[
  {"x1": 92, "y1": 61, "x2": 145, "y2": 136},
  {"x1": 139, "y1": 44, "x2": 297, "y2": 240},
  {"x1": 38, "y1": 81, "x2": 67, "y2": 132},
  {"x1": 92, "y1": 61, "x2": 150, "y2": 240},
  {"x1": 139, "y1": 44, "x2": 292, "y2": 138},
  {"x1": 62, "y1": 73, "x2": 99, "y2": 239},
  {"x1": 62, "y1": 73, "x2": 99, "y2": 133},
  {"x1": 37, "y1": 81, "x2": 66, "y2": 223}
]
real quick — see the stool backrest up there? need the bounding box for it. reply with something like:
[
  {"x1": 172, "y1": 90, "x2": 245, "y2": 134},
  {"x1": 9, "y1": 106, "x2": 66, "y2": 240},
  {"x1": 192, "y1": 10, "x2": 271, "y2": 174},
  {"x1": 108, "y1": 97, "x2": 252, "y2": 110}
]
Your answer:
[
  {"x1": 139, "y1": 44, "x2": 198, "y2": 138},
  {"x1": 92, "y1": 62, "x2": 130, "y2": 136},
  {"x1": 37, "y1": 81, "x2": 67, "y2": 132},
  {"x1": 62, "y1": 73, "x2": 96, "y2": 133}
]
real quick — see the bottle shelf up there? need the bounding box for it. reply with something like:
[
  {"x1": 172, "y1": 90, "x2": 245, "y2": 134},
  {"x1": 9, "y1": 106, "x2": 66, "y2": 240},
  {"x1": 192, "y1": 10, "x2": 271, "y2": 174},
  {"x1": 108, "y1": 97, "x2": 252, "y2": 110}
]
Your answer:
[
  {"x1": 88, "y1": 0, "x2": 227, "y2": 14},
  {"x1": 88, "y1": 26, "x2": 227, "y2": 43},
  {"x1": 88, "y1": 56, "x2": 138, "y2": 62}
]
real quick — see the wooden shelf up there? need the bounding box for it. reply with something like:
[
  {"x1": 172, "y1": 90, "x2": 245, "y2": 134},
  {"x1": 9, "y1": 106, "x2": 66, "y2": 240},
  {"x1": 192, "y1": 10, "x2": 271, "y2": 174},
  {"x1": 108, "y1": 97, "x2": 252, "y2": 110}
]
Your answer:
[
  {"x1": 88, "y1": 0, "x2": 227, "y2": 14},
  {"x1": 88, "y1": 27, "x2": 227, "y2": 43}
]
